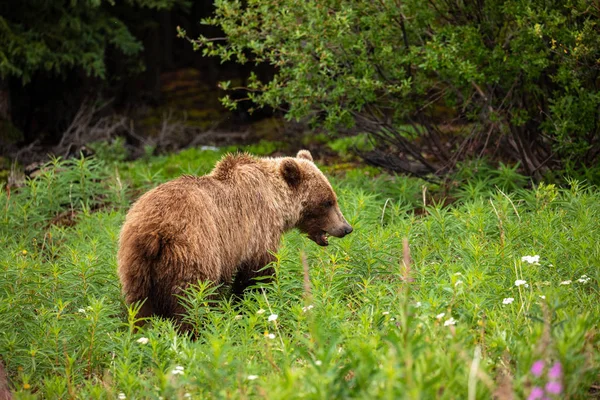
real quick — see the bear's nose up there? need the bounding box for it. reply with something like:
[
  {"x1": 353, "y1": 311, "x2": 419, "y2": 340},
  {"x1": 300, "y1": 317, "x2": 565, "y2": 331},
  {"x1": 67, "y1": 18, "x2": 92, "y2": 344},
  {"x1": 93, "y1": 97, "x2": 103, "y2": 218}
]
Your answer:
[{"x1": 344, "y1": 225, "x2": 353, "y2": 235}]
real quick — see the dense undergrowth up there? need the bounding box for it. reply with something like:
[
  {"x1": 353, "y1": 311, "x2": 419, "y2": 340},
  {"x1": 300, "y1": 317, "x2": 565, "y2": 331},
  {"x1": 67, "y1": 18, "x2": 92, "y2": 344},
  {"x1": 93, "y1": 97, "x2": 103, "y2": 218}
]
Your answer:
[{"x1": 0, "y1": 143, "x2": 599, "y2": 399}]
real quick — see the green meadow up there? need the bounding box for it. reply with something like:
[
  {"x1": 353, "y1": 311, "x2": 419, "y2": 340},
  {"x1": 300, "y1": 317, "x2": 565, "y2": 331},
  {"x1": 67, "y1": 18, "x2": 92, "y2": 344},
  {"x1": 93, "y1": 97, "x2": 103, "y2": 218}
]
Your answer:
[{"x1": 1, "y1": 144, "x2": 598, "y2": 399}]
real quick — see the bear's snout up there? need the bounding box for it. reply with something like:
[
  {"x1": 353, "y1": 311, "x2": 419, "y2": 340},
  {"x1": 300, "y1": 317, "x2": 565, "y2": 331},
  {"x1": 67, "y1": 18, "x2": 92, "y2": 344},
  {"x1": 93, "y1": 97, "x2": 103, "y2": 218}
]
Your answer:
[{"x1": 328, "y1": 222, "x2": 353, "y2": 238}]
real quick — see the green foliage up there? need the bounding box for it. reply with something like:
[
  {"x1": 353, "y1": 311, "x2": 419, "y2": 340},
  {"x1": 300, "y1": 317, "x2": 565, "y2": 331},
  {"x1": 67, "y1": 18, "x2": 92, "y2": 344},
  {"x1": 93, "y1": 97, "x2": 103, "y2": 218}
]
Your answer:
[
  {"x1": 190, "y1": 0, "x2": 600, "y2": 180},
  {"x1": 1, "y1": 155, "x2": 127, "y2": 236},
  {"x1": 87, "y1": 137, "x2": 129, "y2": 164},
  {"x1": 327, "y1": 133, "x2": 374, "y2": 161},
  {"x1": 0, "y1": 0, "x2": 186, "y2": 83},
  {"x1": 0, "y1": 149, "x2": 599, "y2": 398},
  {"x1": 452, "y1": 159, "x2": 530, "y2": 199}
]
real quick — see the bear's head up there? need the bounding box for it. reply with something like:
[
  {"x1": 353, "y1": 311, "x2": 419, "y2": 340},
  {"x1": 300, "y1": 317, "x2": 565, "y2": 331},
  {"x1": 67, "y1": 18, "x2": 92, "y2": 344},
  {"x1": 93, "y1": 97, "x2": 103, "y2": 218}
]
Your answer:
[{"x1": 281, "y1": 150, "x2": 353, "y2": 246}]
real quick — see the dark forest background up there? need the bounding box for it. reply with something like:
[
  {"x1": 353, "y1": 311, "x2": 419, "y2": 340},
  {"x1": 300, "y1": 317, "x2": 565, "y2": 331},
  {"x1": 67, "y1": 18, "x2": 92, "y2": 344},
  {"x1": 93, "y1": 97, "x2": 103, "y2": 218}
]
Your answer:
[{"x1": 0, "y1": 0, "x2": 277, "y2": 164}]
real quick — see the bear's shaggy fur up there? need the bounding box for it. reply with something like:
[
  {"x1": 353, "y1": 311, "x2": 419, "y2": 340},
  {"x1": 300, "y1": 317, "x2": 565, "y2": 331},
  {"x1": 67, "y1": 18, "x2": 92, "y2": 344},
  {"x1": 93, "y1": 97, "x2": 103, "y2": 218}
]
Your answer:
[{"x1": 117, "y1": 150, "x2": 352, "y2": 326}]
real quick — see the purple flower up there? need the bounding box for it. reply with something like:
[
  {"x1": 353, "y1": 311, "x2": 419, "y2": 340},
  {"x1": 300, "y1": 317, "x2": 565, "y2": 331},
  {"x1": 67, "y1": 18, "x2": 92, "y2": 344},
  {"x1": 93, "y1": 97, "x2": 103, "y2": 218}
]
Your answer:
[
  {"x1": 528, "y1": 386, "x2": 544, "y2": 400},
  {"x1": 531, "y1": 360, "x2": 545, "y2": 377},
  {"x1": 545, "y1": 381, "x2": 562, "y2": 394},
  {"x1": 548, "y1": 362, "x2": 562, "y2": 379}
]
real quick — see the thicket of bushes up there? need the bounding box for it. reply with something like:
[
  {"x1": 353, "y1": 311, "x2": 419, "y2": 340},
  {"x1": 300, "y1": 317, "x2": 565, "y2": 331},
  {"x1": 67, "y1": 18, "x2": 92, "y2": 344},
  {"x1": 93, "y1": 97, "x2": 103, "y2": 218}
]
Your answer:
[{"x1": 190, "y1": 0, "x2": 600, "y2": 182}]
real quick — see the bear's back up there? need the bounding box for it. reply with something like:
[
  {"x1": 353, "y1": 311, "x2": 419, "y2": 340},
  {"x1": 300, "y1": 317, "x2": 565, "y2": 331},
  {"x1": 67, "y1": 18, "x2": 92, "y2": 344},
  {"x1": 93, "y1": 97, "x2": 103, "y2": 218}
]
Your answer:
[{"x1": 121, "y1": 159, "x2": 286, "y2": 266}]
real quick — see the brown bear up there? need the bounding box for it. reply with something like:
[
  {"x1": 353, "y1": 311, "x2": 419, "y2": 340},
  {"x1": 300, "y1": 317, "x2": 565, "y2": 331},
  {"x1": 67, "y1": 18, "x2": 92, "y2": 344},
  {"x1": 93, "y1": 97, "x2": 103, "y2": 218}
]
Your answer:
[{"x1": 117, "y1": 150, "x2": 352, "y2": 327}]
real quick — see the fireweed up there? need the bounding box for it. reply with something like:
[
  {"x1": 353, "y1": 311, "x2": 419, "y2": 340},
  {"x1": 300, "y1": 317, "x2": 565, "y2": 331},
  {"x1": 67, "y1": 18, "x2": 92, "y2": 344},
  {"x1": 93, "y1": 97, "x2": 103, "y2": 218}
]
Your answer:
[{"x1": 528, "y1": 360, "x2": 563, "y2": 399}]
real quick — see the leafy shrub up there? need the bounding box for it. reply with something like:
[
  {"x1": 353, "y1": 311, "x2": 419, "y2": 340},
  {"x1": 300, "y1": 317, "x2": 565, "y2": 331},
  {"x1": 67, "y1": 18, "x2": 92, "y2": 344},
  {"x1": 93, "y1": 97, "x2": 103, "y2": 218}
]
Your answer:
[{"x1": 187, "y1": 0, "x2": 600, "y2": 181}]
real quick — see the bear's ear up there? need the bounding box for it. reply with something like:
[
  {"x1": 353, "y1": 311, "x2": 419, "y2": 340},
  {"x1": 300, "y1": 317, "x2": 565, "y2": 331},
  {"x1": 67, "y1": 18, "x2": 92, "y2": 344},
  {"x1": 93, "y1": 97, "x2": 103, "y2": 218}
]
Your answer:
[
  {"x1": 297, "y1": 150, "x2": 313, "y2": 162},
  {"x1": 281, "y1": 159, "x2": 302, "y2": 187}
]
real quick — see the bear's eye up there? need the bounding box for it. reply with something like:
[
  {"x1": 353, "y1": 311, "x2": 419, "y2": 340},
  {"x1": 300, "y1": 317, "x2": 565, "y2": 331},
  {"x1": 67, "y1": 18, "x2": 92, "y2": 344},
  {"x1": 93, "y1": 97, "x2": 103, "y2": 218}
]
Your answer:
[{"x1": 322, "y1": 200, "x2": 334, "y2": 208}]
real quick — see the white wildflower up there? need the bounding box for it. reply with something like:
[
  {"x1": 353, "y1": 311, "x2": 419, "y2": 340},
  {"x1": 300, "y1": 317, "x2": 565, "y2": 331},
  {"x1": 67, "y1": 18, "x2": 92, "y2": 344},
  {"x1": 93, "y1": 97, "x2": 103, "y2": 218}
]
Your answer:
[
  {"x1": 184, "y1": 394, "x2": 192, "y2": 398},
  {"x1": 172, "y1": 366, "x2": 184, "y2": 375},
  {"x1": 435, "y1": 313, "x2": 445, "y2": 320},
  {"x1": 118, "y1": 393, "x2": 126, "y2": 400},
  {"x1": 267, "y1": 333, "x2": 276, "y2": 339},
  {"x1": 268, "y1": 314, "x2": 278, "y2": 322},
  {"x1": 136, "y1": 337, "x2": 149, "y2": 345},
  {"x1": 247, "y1": 375, "x2": 259, "y2": 380},
  {"x1": 414, "y1": 302, "x2": 422, "y2": 308},
  {"x1": 315, "y1": 360, "x2": 323, "y2": 366},
  {"x1": 390, "y1": 318, "x2": 396, "y2": 321},
  {"x1": 455, "y1": 280, "x2": 463, "y2": 287},
  {"x1": 577, "y1": 275, "x2": 590, "y2": 284},
  {"x1": 524, "y1": 283, "x2": 530, "y2": 288},
  {"x1": 78, "y1": 308, "x2": 86, "y2": 314},
  {"x1": 539, "y1": 295, "x2": 546, "y2": 300},
  {"x1": 302, "y1": 305, "x2": 314, "y2": 312},
  {"x1": 256, "y1": 309, "x2": 266, "y2": 315},
  {"x1": 559, "y1": 280, "x2": 572, "y2": 285},
  {"x1": 515, "y1": 280, "x2": 527, "y2": 287},
  {"x1": 521, "y1": 255, "x2": 540, "y2": 265},
  {"x1": 382, "y1": 311, "x2": 390, "y2": 315},
  {"x1": 444, "y1": 317, "x2": 457, "y2": 326},
  {"x1": 454, "y1": 272, "x2": 462, "y2": 276},
  {"x1": 502, "y1": 297, "x2": 515, "y2": 305}
]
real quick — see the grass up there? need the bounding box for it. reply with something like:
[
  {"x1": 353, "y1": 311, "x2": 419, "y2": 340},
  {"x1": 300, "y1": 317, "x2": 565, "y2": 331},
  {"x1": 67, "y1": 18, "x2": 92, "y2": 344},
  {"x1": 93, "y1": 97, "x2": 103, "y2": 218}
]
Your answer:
[{"x1": 0, "y1": 146, "x2": 599, "y2": 399}]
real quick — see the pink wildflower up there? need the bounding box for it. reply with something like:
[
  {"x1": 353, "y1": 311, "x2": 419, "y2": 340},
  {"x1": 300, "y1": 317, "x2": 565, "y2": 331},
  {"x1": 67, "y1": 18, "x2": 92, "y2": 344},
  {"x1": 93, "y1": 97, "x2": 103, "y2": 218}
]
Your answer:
[
  {"x1": 531, "y1": 360, "x2": 545, "y2": 377},
  {"x1": 548, "y1": 362, "x2": 562, "y2": 379},
  {"x1": 527, "y1": 386, "x2": 544, "y2": 400},
  {"x1": 545, "y1": 381, "x2": 562, "y2": 395}
]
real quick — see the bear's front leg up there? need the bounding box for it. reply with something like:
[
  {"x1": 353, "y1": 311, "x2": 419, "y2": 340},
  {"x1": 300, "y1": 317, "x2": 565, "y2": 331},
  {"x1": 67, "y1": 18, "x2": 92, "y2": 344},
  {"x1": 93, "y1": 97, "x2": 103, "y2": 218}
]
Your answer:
[{"x1": 232, "y1": 255, "x2": 276, "y2": 297}]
